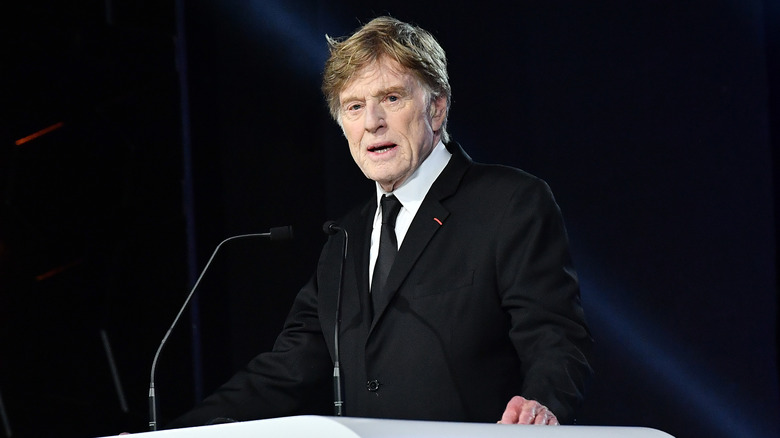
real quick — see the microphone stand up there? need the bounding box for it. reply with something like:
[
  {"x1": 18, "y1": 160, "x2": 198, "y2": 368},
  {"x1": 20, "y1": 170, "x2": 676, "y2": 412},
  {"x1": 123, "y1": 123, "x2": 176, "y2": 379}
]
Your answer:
[
  {"x1": 323, "y1": 221, "x2": 347, "y2": 416},
  {"x1": 333, "y1": 227, "x2": 348, "y2": 416},
  {"x1": 149, "y1": 227, "x2": 292, "y2": 431}
]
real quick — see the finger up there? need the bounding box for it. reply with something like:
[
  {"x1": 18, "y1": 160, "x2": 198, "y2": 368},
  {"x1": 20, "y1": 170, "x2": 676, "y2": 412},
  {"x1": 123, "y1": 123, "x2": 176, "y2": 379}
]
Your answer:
[
  {"x1": 532, "y1": 407, "x2": 550, "y2": 425},
  {"x1": 535, "y1": 408, "x2": 559, "y2": 426},
  {"x1": 517, "y1": 404, "x2": 539, "y2": 424},
  {"x1": 499, "y1": 396, "x2": 525, "y2": 424},
  {"x1": 499, "y1": 406, "x2": 520, "y2": 424}
]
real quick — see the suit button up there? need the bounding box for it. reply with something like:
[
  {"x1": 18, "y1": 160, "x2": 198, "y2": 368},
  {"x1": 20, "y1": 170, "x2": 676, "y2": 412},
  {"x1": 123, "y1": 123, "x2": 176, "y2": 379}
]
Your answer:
[{"x1": 366, "y1": 380, "x2": 380, "y2": 392}]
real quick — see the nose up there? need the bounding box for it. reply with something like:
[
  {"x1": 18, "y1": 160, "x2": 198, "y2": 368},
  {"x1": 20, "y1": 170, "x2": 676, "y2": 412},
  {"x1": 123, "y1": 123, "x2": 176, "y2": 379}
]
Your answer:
[{"x1": 364, "y1": 100, "x2": 386, "y2": 133}]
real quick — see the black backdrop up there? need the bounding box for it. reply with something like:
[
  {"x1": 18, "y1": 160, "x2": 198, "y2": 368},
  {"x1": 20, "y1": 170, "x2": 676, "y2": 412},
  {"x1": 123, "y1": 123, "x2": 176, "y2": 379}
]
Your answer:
[{"x1": 2, "y1": 1, "x2": 778, "y2": 437}]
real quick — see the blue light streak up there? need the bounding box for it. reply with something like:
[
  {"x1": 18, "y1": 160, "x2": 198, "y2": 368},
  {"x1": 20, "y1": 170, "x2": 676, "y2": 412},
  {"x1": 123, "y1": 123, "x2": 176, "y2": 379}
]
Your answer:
[
  {"x1": 237, "y1": 1, "x2": 331, "y2": 81},
  {"x1": 583, "y1": 277, "x2": 775, "y2": 438}
]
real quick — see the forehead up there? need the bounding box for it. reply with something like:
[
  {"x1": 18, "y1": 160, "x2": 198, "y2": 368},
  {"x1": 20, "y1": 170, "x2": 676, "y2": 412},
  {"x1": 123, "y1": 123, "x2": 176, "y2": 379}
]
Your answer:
[{"x1": 339, "y1": 57, "x2": 421, "y2": 100}]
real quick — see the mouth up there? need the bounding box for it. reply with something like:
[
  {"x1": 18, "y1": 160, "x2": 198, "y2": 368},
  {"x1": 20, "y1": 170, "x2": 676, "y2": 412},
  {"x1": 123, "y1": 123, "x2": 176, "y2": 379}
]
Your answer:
[{"x1": 367, "y1": 142, "x2": 397, "y2": 154}]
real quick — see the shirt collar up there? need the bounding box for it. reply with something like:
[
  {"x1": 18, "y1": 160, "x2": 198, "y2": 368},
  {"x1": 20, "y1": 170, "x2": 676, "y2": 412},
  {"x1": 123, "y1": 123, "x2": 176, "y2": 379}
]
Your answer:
[{"x1": 375, "y1": 140, "x2": 451, "y2": 212}]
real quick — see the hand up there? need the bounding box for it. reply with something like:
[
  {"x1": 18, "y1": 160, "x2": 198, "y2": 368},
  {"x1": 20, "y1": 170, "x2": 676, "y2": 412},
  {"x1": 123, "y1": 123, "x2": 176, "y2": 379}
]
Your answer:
[{"x1": 498, "y1": 395, "x2": 559, "y2": 425}]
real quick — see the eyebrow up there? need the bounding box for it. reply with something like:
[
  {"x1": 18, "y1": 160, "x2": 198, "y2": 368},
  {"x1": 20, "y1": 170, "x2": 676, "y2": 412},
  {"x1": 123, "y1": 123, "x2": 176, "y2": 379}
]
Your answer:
[{"x1": 340, "y1": 85, "x2": 410, "y2": 106}]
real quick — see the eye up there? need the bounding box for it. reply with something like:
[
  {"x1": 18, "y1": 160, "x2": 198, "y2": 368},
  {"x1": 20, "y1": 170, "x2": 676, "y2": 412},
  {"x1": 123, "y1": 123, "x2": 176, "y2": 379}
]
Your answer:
[
  {"x1": 386, "y1": 95, "x2": 399, "y2": 103},
  {"x1": 346, "y1": 103, "x2": 363, "y2": 112}
]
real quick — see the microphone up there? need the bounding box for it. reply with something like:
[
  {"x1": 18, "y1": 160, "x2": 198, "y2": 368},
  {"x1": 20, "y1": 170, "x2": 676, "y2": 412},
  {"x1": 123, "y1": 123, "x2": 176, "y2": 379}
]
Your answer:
[
  {"x1": 322, "y1": 220, "x2": 347, "y2": 416},
  {"x1": 148, "y1": 226, "x2": 293, "y2": 431},
  {"x1": 322, "y1": 220, "x2": 340, "y2": 236},
  {"x1": 266, "y1": 225, "x2": 294, "y2": 241}
]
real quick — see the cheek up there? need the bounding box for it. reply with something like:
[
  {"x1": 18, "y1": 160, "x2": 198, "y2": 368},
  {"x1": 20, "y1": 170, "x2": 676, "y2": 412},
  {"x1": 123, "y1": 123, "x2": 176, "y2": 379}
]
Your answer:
[
  {"x1": 349, "y1": 142, "x2": 363, "y2": 163},
  {"x1": 344, "y1": 133, "x2": 366, "y2": 165},
  {"x1": 342, "y1": 127, "x2": 360, "y2": 150}
]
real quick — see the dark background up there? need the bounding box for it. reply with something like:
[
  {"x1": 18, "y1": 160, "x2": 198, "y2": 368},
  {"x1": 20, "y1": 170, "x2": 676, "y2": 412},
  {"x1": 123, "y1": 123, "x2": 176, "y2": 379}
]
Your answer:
[{"x1": 1, "y1": 1, "x2": 778, "y2": 437}]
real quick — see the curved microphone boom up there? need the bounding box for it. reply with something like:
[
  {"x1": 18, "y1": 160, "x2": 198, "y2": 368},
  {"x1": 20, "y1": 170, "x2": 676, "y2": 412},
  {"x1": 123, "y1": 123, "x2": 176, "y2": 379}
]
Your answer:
[
  {"x1": 148, "y1": 225, "x2": 293, "y2": 431},
  {"x1": 322, "y1": 221, "x2": 347, "y2": 416}
]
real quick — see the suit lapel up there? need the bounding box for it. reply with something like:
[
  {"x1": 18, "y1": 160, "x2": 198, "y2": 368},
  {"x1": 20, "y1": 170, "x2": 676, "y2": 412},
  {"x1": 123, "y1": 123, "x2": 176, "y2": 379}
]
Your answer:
[
  {"x1": 369, "y1": 142, "x2": 472, "y2": 332},
  {"x1": 353, "y1": 199, "x2": 376, "y2": 330}
]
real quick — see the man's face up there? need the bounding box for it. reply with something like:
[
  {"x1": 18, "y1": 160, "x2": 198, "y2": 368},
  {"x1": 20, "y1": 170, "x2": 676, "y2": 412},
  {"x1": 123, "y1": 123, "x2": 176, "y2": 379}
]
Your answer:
[{"x1": 338, "y1": 57, "x2": 447, "y2": 192}]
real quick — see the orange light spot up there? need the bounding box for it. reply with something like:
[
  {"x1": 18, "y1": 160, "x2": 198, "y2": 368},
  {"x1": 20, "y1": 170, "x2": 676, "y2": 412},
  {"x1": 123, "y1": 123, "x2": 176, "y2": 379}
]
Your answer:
[
  {"x1": 15, "y1": 122, "x2": 65, "y2": 146},
  {"x1": 35, "y1": 258, "x2": 82, "y2": 281}
]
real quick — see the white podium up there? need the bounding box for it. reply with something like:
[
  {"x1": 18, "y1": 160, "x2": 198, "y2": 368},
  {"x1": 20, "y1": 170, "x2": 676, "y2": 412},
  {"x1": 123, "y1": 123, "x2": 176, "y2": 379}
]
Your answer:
[{"x1": 106, "y1": 415, "x2": 674, "y2": 437}]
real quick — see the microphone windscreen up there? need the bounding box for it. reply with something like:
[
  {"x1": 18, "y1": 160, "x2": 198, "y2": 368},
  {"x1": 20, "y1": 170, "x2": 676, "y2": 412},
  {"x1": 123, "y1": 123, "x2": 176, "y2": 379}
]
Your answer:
[{"x1": 269, "y1": 225, "x2": 294, "y2": 241}]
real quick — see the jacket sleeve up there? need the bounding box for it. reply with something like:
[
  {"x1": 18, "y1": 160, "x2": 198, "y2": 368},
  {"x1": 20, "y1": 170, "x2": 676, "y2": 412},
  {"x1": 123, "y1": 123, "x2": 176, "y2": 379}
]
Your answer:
[
  {"x1": 166, "y1": 273, "x2": 333, "y2": 429},
  {"x1": 496, "y1": 177, "x2": 593, "y2": 424}
]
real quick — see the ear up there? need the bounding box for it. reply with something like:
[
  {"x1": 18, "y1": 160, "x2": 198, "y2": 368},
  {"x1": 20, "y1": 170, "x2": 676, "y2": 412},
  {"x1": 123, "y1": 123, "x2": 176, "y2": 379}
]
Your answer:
[{"x1": 430, "y1": 95, "x2": 448, "y2": 131}]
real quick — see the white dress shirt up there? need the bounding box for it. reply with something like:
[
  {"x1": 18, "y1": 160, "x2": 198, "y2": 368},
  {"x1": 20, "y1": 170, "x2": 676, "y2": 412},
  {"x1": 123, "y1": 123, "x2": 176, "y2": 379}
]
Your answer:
[{"x1": 368, "y1": 141, "x2": 451, "y2": 288}]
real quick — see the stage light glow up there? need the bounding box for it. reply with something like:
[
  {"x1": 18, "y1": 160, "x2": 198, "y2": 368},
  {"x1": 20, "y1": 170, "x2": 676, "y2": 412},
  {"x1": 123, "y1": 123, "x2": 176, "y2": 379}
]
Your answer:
[
  {"x1": 584, "y1": 279, "x2": 775, "y2": 438},
  {"x1": 241, "y1": 1, "x2": 330, "y2": 80},
  {"x1": 15, "y1": 122, "x2": 65, "y2": 146}
]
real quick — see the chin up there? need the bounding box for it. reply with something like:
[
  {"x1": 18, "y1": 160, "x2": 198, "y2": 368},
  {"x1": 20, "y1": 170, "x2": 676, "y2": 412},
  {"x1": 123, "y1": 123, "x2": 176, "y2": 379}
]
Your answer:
[{"x1": 368, "y1": 172, "x2": 396, "y2": 186}]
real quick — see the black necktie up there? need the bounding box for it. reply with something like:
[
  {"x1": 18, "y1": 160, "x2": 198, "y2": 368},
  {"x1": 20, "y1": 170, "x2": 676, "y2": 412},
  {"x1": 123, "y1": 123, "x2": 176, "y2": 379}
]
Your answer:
[{"x1": 371, "y1": 195, "x2": 402, "y2": 310}]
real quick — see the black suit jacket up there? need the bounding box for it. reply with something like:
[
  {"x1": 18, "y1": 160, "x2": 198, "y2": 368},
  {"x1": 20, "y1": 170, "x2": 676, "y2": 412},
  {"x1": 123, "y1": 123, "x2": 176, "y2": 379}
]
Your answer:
[{"x1": 170, "y1": 142, "x2": 592, "y2": 427}]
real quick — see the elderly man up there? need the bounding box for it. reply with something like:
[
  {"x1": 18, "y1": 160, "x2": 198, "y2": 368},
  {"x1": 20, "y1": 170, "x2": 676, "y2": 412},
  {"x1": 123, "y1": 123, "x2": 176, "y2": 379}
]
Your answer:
[{"x1": 170, "y1": 16, "x2": 592, "y2": 428}]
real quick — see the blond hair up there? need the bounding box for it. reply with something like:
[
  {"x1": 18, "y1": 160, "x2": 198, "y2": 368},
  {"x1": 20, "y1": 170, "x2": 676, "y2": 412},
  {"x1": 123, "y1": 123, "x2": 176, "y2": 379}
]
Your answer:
[{"x1": 322, "y1": 16, "x2": 451, "y2": 142}]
